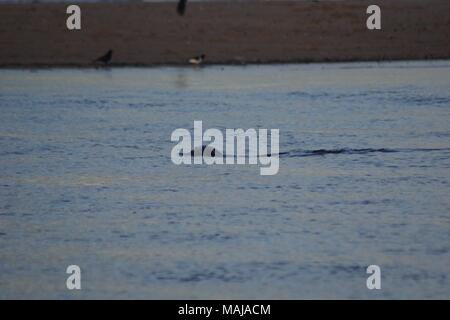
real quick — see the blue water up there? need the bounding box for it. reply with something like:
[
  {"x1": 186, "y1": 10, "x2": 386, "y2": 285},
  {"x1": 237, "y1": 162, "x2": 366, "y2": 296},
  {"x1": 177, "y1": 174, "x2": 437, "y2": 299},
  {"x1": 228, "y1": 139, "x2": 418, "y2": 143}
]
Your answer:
[{"x1": 0, "y1": 61, "x2": 449, "y2": 299}]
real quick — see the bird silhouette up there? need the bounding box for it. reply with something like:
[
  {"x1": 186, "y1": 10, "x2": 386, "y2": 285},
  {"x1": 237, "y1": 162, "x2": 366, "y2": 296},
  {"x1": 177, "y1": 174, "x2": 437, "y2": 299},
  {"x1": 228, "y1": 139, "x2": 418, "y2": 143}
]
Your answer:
[
  {"x1": 177, "y1": 0, "x2": 187, "y2": 16},
  {"x1": 94, "y1": 50, "x2": 113, "y2": 65}
]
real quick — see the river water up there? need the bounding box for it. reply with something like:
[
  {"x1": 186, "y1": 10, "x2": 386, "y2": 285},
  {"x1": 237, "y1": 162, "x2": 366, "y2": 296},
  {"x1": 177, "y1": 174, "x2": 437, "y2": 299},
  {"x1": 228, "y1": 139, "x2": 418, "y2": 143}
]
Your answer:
[{"x1": 0, "y1": 61, "x2": 449, "y2": 299}]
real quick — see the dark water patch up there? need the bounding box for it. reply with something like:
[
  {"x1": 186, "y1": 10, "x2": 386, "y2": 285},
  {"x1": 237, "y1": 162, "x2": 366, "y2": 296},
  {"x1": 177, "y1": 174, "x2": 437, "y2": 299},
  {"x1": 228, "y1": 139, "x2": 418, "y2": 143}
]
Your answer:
[
  {"x1": 340, "y1": 63, "x2": 450, "y2": 70},
  {"x1": 328, "y1": 264, "x2": 364, "y2": 276},
  {"x1": 401, "y1": 270, "x2": 447, "y2": 282},
  {"x1": 287, "y1": 91, "x2": 331, "y2": 100},
  {"x1": 287, "y1": 87, "x2": 450, "y2": 107},
  {"x1": 0, "y1": 144, "x2": 64, "y2": 157},
  {"x1": 153, "y1": 261, "x2": 296, "y2": 283},
  {"x1": 286, "y1": 88, "x2": 404, "y2": 102},
  {"x1": 397, "y1": 94, "x2": 450, "y2": 107},
  {"x1": 0, "y1": 150, "x2": 32, "y2": 156},
  {"x1": 182, "y1": 146, "x2": 450, "y2": 159},
  {"x1": 119, "y1": 234, "x2": 135, "y2": 239},
  {"x1": 0, "y1": 212, "x2": 15, "y2": 216},
  {"x1": 426, "y1": 247, "x2": 449, "y2": 255},
  {"x1": 279, "y1": 147, "x2": 450, "y2": 158},
  {"x1": 127, "y1": 102, "x2": 168, "y2": 109},
  {"x1": 110, "y1": 144, "x2": 140, "y2": 150}
]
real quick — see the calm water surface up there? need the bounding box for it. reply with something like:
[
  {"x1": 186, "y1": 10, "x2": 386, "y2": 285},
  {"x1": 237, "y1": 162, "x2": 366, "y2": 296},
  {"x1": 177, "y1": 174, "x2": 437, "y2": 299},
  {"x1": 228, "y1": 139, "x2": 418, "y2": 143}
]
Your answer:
[{"x1": 0, "y1": 61, "x2": 449, "y2": 299}]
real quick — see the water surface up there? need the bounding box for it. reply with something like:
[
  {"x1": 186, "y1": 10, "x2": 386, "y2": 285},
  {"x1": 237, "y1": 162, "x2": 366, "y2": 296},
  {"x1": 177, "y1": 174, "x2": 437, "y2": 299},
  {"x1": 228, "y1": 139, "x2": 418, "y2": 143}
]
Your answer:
[{"x1": 0, "y1": 61, "x2": 449, "y2": 299}]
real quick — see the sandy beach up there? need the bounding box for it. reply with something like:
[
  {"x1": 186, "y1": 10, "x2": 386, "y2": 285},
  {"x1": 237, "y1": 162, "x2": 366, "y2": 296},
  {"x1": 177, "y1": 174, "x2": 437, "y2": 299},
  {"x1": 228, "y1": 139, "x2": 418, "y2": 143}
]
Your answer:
[{"x1": 0, "y1": 0, "x2": 449, "y2": 66}]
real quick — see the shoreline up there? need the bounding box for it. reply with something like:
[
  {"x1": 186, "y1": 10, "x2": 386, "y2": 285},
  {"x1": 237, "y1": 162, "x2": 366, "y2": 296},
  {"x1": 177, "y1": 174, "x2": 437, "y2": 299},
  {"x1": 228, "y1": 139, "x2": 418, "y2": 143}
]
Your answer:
[
  {"x1": 1, "y1": 1, "x2": 449, "y2": 67},
  {"x1": 2, "y1": 58, "x2": 450, "y2": 69}
]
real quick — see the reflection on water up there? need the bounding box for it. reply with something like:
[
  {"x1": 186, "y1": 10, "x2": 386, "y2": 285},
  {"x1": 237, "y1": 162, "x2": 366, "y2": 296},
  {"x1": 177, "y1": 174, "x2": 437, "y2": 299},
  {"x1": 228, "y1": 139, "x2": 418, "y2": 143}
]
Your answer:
[
  {"x1": 0, "y1": 61, "x2": 449, "y2": 299},
  {"x1": 174, "y1": 69, "x2": 189, "y2": 89}
]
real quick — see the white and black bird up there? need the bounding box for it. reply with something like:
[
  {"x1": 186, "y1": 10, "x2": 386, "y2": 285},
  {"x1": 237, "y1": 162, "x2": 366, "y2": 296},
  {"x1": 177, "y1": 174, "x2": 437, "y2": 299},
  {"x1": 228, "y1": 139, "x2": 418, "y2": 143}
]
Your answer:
[
  {"x1": 177, "y1": 0, "x2": 187, "y2": 16},
  {"x1": 189, "y1": 54, "x2": 205, "y2": 65}
]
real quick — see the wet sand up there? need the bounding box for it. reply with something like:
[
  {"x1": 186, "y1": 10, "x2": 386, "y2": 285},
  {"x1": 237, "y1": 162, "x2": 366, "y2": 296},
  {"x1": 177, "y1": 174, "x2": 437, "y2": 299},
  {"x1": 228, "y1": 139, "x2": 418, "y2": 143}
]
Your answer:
[{"x1": 0, "y1": 0, "x2": 449, "y2": 66}]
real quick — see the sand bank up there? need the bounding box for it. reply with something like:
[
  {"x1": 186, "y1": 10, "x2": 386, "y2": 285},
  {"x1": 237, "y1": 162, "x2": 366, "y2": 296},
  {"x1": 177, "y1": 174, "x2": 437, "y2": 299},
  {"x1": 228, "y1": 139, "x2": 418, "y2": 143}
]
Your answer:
[{"x1": 0, "y1": 1, "x2": 449, "y2": 66}]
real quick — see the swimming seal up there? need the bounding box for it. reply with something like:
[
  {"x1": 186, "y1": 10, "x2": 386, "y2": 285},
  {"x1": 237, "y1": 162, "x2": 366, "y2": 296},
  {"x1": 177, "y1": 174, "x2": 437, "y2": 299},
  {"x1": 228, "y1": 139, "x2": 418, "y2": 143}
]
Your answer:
[{"x1": 182, "y1": 145, "x2": 222, "y2": 157}]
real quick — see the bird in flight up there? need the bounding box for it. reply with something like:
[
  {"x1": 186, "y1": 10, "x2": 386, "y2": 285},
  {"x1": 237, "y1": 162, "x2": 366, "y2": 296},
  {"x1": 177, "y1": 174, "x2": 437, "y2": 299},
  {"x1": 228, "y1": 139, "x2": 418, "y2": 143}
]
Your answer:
[
  {"x1": 177, "y1": 0, "x2": 187, "y2": 16},
  {"x1": 94, "y1": 49, "x2": 113, "y2": 65}
]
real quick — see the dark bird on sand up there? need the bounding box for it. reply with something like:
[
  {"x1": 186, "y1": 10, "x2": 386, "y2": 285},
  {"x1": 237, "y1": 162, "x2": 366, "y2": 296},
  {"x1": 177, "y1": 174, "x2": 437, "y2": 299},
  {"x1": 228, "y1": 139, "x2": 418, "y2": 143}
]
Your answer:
[
  {"x1": 94, "y1": 50, "x2": 113, "y2": 64},
  {"x1": 177, "y1": 0, "x2": 187, "y2": 16}
]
